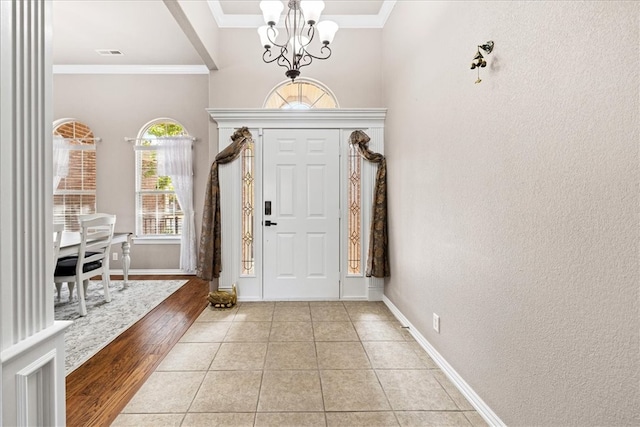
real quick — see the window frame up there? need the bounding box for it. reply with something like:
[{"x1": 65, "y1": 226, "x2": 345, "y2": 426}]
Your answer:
[
  {"x1": 134, "y1": 117, "x2": 189, "y2": 242},
  {"x1": 52, "y1": 118, "x2": 97, "y2": 231},
  {"x1": 263, "y1": 77, "x2": 340, "y2": 109}
]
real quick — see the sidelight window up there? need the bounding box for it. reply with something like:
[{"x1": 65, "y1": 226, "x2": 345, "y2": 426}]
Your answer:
[
  {"x1": 348, "y1": 142, "x2": 362, "y2": 275},
  {"x1": 241, "y1": 138, "x2": 255, "y2": 276}
]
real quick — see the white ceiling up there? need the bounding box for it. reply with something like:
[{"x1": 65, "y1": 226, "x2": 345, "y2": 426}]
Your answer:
[
  {"x1": 53, "y1": 0, "x2": 395, "y2": 67},
  {"x1": 53, "y1": 0, "x2": 201, "y2": 66},
  {"x1": 218, "y1": 1, "x2": 386, "y2": 16}
]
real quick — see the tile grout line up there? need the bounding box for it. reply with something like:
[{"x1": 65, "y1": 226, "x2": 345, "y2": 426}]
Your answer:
[
  {"x1": 180, "y1": 305, "x2": 211, "y2": 426},
  {"x1": 117, "y1": 300, "x2": 483, "y2": 426}
]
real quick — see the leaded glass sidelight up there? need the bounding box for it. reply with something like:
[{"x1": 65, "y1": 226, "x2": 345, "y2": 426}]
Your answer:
[
  {"x1": 241, "y1": 139, "x2": 255, "y2": 276},
  {"x1": 348, "y1": 143, "x2": 362, "y2": 275}
]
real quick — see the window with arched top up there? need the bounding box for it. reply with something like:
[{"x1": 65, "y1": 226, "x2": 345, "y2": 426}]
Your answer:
[
  {"x1": 263, "y1": 78, "x2": 339, "y2": 109},
  {"x1": 53, "y1": 119, "x2": 97, "y2": 231},
  {"x1": 134, "y1": 118, "x2": 189, "y2": 238}
]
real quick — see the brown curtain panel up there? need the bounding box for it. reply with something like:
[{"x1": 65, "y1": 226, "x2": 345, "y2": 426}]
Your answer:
[
  {"x1": 349, "y1": 130, "x2": 390, "y2": 278},
  {"x1": 197, "y1": 127, "x2": 253, "y2": 281}
]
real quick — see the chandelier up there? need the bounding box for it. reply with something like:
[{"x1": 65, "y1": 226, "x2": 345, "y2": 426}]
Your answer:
[{"x1": 258, "y1": 0, "x2": 338, "y2": 82}]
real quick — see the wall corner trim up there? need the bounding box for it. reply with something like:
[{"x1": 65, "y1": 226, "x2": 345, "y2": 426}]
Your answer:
[
  {"x1": 383, "y1": 295, "x2": 506, "y2": 427},
  {"x1": 52, "y1": 64, "x2": 209, "y2": 75},
  {"x1": 118, "y1": 269, "x2": 188, "y2": 276}
]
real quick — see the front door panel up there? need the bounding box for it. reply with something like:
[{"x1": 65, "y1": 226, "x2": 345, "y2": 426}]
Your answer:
[{"x1": 263, "y1": 129, "x2": 340, "y2": 299}]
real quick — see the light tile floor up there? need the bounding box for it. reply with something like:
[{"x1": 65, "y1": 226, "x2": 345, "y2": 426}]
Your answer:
[{"x1": 112, "y1": 301, "x2": 489, "y2": 427}]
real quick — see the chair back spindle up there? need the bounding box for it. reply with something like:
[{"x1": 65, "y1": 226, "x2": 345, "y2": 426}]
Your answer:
[{"x1": 54, "y1": 213, "x2": 116, "y2": 316}]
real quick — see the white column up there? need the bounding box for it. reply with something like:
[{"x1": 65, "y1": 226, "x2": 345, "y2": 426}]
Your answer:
[
  {"x1": 0, "y1": 1, "x2": 71, "y2": 425},
  {"x1": 217, "y1": 127, "x2": 240, "y2": 295}
]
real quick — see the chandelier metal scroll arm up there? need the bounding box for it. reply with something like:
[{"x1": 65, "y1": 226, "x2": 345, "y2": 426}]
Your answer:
[
  {"x1": 276, "y1": 52, "x2": 295, "y2": 71},
  {"x1": 300, "y1": 44, "x2": 332, "y2": 62},
  {"x1": 305, "y1": 24, "x2": 316, "y2": 44},
  {"x1": 265, "y1": 25, "x2": 287, "y2": 50},
  {"x1": 261, "y1": 21, "x2": 294, "y2": 71},
  {"x1": 295, "y1": 52, "x2": 313, "y2": 70},
  {"x1": 262, "y1": 45, "x2": 293, "y2": 70}
]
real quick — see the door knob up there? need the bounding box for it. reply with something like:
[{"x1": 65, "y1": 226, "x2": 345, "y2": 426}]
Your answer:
[{"x1": 264, "y1": 220, "x2": 278, "y2": 227}]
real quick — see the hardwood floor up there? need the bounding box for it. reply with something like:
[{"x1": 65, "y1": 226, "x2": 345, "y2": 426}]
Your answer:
[{"x1": 65, "y1": 275, "x2": 209, "y2": 427}]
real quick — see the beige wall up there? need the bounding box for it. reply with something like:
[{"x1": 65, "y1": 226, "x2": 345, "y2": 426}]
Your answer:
[
  {"x1": 382, "y1": 1, "x2": 639, "y2": 425},
  {"x1": 53, "y1": 74, "x2": 210, "y2": 270},
  {"x1": 209, "y1": 28, "x2": 383, "y2": 109},
  {"x1": 52, "y1": 28, "x2": 384, "y2": 270}
]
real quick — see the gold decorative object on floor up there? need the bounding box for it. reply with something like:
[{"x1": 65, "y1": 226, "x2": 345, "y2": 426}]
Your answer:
[{"x1": 207, "y1": 283, "x2": 237, "y2": 308}]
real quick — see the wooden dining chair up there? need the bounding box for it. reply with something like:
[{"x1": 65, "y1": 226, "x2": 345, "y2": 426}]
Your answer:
[
  {"x1": 53, "y1": 223, "x2": 69, "y2": 301},
  {"x1": 54, "y1": 213, "x2": 116, "y2": 316}
]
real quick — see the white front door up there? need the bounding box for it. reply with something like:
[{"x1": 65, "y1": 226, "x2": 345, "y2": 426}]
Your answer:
[{"x1": 263, "y1": 129, "x2": 340, "y2": 299}]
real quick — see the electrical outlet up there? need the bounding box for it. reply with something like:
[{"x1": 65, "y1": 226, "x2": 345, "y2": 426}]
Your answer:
[
  {"x1": 112, "y1": 252, "x2": 118, "y2": 261},
  {"x1": 433, "y1": 313, "x2": 440, "y2": 333}
]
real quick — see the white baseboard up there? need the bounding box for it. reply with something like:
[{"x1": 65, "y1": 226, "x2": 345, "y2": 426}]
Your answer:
[
  {"x1": 383, "y1": 296, "x2": 505, "y2": 427},
  {"x1": 112, "y1": 269, "x2": 190, "y2": 276}
]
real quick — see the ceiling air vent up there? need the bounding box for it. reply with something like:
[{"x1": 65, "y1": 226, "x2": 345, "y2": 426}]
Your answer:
[{"x1": 95, "y1": 49, "x2": 124, "y2": 56}]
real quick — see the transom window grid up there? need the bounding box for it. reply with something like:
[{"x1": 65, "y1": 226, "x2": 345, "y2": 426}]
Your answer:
[
  {"x1": 264, "y1": 79, "x2": 339, "y2": 109},
  {"x1": 53, "y1": 120, "x2": 96, "y2": 231},
  {"x1": 135, "y1": 121, "x2": 187, "y2": 237}
]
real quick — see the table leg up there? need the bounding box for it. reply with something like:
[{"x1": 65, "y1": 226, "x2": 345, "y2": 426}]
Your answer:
[{"x1": 121, "y1": 240, "x2": 131, "y2": 288}]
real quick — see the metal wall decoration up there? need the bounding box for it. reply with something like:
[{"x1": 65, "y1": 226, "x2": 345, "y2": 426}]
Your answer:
[{"x1": 471, "y1": 41, "x2": 494, "y2": 84}]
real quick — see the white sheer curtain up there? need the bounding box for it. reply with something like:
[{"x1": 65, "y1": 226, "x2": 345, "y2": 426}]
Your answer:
[
  {"x1": 52, "y1": 135, "x2": 70, "y2": 191},
  {"x1": 156, "y1": 138, "x2": 196, "y2": 273}
]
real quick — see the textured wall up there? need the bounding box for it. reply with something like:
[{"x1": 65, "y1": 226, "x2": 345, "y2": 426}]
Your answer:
[
  {"x1": 382, "y1": 1, "x2": 639, "y2": 425},
  {"x1": 209, "y1": 28, "x2": 383, "y2": 108},
  {"x1": 53, "y1": 74, "x2": 210, "y2": 270}
]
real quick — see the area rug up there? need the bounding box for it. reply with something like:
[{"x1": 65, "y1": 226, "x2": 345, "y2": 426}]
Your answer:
[{"x1": 54, "y1": 279, "x2": 187, "y2": 374}]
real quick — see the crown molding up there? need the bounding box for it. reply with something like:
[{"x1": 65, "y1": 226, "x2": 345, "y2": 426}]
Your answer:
[
  {"x1": 52, "y1": 64, "x2": 209, "y2": 75},
  {"x1": 207, "y1": 108, "x2": 387, "y2": 129},
  {"x1": 207, "y1": 0, "x2": 396, "y2": 29}
]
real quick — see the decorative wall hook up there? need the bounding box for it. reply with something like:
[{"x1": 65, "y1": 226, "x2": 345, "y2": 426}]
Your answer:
[{"x1": 470, "y1": 41, "x2": 494, "y2": 84}]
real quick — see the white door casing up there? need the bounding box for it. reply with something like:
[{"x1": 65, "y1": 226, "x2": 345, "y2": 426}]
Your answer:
[
  {"x1": 263, "y1": 129, "x2": 340, "y2": 300},
  {"x1": 209, "y1": 109, "x2": 386, "y2": 301}
]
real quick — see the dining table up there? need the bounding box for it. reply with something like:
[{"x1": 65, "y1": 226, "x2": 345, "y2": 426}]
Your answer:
[{"x1": 58, "y1": 231, "x2": 133, "y2": 287}]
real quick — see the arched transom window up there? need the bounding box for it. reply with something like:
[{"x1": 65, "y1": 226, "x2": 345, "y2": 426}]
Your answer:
[{"x1": 263, "y1": 78, "x2": 339, "y2": 109}]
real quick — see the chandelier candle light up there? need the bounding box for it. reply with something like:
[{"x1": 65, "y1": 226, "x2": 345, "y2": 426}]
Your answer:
[{"x1": 258, "y1": 0, "x2": 338, "y2": 81}]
